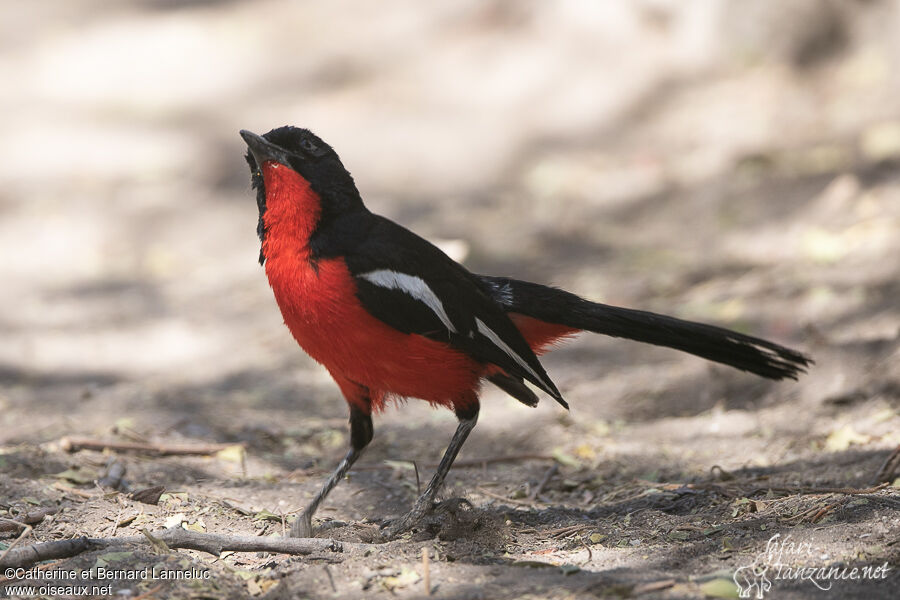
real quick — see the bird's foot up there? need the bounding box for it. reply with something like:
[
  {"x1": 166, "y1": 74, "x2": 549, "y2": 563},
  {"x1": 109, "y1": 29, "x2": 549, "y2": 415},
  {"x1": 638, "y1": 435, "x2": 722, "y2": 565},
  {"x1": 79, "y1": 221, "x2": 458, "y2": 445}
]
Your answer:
[
  {"x1": 380, "y1": 497, "x2": 473, "y2": 540},
  {"x1": 379, "y1": 509, "x2": 424, "y2": 540},
  {"x1": 433, "y1": 497, "x2": 473, "y2": 514},
  {"x1": 289, "y1": 511, "x2": 314, "y2": 538}
]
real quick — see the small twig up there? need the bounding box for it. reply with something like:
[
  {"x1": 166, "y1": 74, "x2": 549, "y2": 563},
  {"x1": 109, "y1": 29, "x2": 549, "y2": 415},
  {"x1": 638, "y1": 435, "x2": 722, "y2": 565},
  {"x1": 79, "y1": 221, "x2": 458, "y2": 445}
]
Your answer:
[
  {"x1": 781, "y1": 499, "x2": 843, "y2": 524},
  {"x1": 0, "y1": 526, "x2": 369, "y2": 570},
  {"x1": 59, "y1": 437, "x2": 243, "y2": 457},
  {"x1": 108, "y1": 503, "x2": 125, "y2": 537},
  {"x1": 874, "y1": 445, "x2": 900, "y2": 484},
  {"x1": 783, "y1": 503, "x2": 830, "y2": 524},
  {"x1": 52, "y1": 482, "x2": 96, "y2": 499},
  {"x1": 580, "y1": 539, "x2": 592, "y2": 565},
  {"x1": 547, "y1": 524, "x2": 592, "y2": 540},
  {"x1": 810, "y1": 503, "x2": 839, "y2": 523},
  {"x1": 542, "y1": 524, "x2": 581, "y2": 536},
  {"x1": 413, "y1": 461, "x2": 421, "y2": 496},
  {"x1": 530, "y1": 464, "x2": 558, "y2": 501},
  {"x1": 422, "y1": 547, "x2": 431, "y2": 596},
  {"x1": 323, "y1": 565, "x2": 337, "y2": 593}
]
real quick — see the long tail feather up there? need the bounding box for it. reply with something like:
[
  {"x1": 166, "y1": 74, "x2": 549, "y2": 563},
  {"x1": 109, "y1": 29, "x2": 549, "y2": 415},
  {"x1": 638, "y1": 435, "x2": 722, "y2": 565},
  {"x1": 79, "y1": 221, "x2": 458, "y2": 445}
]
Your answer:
[{"x1": 479, "y1": 276, "x2": 812, "y2": 381}]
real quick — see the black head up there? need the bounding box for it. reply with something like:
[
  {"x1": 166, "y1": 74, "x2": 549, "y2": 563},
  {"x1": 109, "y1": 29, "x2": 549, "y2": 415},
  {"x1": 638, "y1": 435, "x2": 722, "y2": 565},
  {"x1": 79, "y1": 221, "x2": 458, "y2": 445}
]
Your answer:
[{"x1": 241, "y1": 126, "x2": 365, "y2": 263}]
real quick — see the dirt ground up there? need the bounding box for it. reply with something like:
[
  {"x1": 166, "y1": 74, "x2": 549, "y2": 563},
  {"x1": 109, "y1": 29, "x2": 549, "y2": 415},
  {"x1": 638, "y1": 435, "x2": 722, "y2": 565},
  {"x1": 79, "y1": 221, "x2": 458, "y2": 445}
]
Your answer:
[{"x1": 1, "y1": 1, "x2": 899, "y2": 598}]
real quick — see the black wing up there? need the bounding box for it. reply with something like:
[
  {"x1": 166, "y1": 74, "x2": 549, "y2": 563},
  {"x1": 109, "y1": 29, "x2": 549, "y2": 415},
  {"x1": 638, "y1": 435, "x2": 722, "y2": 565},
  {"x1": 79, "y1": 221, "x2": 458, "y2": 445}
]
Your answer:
[{"x1": 312, "y1": 214, "x2": 565, "y2": 406}]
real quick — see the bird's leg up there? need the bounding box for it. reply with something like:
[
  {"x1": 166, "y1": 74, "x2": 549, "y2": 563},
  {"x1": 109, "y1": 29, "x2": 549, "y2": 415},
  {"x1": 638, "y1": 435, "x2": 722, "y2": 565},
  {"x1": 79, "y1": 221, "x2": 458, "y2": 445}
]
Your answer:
[
  {"x1": 291, "y1": 403, "x2": 373, "y2": 537},
  {"x1": 384, "y1": 408, "x2": 478, "y2": 539}
]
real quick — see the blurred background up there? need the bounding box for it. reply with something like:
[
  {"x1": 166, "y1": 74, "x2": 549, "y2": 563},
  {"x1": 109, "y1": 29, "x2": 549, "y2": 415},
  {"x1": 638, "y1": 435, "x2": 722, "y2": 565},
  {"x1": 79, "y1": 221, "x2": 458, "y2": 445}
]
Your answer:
[{"x1": 1, "y1": 0, "x2": 898, "y2": 444}]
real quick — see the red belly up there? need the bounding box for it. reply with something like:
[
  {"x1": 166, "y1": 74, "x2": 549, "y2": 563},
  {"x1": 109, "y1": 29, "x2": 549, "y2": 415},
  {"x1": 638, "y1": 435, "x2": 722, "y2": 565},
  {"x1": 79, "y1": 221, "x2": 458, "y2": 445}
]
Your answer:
[{"x1": 266, "y1": 255, "x2": 482, "y2": 412}]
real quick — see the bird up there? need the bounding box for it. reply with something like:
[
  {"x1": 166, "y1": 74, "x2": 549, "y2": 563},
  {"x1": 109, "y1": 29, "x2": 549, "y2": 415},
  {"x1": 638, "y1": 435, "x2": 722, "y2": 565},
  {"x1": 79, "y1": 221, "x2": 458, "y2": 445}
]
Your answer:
[{"x1": 239, "y1": 126, "x2": 811, "y2": 539}]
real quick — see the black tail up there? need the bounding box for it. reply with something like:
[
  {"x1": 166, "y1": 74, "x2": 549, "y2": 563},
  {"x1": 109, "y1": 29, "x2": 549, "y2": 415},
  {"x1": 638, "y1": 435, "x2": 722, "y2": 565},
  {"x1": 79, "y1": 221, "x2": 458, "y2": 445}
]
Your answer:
[{"x1": 478, "y1": 276, "x2": 812, "y2": 381}]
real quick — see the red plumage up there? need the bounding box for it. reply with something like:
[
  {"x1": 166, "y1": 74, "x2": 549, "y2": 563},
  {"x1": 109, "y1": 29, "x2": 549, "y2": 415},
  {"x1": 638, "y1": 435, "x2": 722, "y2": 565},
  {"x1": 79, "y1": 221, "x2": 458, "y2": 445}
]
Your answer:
[{"x1": 260, "y1": 161, "x2": 571, "y2": 415}]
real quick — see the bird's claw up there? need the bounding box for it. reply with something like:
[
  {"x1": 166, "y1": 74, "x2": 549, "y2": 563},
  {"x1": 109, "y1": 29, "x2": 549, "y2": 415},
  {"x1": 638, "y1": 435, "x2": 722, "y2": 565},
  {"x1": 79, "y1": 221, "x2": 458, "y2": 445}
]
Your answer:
[
  {"x1": 378, "y1": 504, "x2": 431, "y2": 540},
  {"x1": 379, "y1": 497, "x2": 473, "y2": 540},
  {"x1": 433, "y1": 497, "x2": 473, "y2": 514},
  {"x1": 378, "y1": 512, "x2": 419, "y2": 540}
]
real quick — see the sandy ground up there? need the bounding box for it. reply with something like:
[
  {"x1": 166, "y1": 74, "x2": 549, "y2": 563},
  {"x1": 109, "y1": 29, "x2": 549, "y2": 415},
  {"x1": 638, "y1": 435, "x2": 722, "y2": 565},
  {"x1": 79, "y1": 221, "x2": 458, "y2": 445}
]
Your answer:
[{"x1": 1, "y1": 1, "x2": 899, "y2": 598}]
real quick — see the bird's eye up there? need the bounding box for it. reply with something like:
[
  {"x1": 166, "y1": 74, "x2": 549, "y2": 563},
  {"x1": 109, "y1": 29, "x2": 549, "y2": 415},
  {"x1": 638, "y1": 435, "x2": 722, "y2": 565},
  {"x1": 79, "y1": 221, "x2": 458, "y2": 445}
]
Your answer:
[{"x1": 298, "y1": 137, "x2": 329, "y2": 157}]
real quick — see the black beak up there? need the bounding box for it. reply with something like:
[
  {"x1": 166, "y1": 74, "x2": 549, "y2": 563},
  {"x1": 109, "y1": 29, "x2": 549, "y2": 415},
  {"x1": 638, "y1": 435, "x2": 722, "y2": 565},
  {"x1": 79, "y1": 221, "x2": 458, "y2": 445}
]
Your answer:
[{"x1": 240, "y1": 129, "x2": 291, "y2": 168}]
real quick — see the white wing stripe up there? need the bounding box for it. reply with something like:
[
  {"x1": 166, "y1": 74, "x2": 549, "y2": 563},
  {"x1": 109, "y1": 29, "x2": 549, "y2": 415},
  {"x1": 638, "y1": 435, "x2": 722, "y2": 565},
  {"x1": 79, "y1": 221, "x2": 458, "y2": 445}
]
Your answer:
[
  {"x1": 359, "y1": 270, "x2": 457, "y2": 333},
  {"x1": 474, "y1": 317, "x2": 551, "y2": 391}
]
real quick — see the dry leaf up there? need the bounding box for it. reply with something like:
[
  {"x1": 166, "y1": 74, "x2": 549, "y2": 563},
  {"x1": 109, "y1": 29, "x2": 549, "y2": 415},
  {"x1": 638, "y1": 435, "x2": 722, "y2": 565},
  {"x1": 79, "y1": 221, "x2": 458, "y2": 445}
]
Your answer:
[
  {"x1": 184, "y1": 519, "x2": 206, "y2": 532},
  {"x1": 253, "y1": 509, "x2": 282, "y2": 522},
  {"x1": 164, "y1": 513, "x2": 186, "y2": 528},
  {"x1": 381, "y1": 568, "x2": 420, "y2": 591},
  {"x1": 54, "y1": 468, "x2": 96, "y2": 484},
  {"x1": 130, "y1": 486, "x2": 166, "y2": 505}
]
